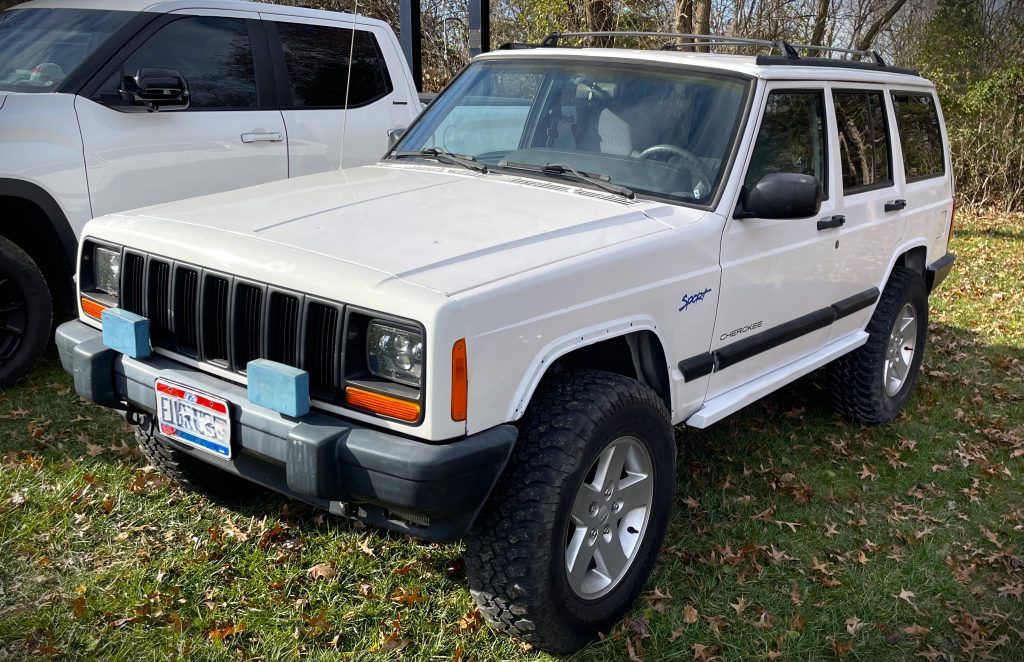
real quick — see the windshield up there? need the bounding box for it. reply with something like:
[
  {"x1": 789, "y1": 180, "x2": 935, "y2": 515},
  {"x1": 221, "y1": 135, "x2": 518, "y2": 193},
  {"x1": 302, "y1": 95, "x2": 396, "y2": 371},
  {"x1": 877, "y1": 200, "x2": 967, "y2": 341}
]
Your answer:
[
  {"x1": 395, "y1": 58, "x2": 750, "y2": 205},
  {"x1": 0, "y1": 8, "x2": 136, "y2": 93}
]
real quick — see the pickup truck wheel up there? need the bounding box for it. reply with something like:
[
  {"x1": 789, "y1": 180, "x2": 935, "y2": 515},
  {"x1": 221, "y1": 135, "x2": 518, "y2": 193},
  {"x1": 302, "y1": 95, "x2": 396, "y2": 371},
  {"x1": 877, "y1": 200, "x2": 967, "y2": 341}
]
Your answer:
[
  {"x1": 134, "y1": 428, "x2": 260, "y2": 503},
  {"x1": 465, "y1": 370, "x2": 675, "y2": 653},
  {"x1": 828, "y1": 266, "x2": 928, "y2": 423},
  {"x1": 0, "y1": 236, "x2": 52, "y2": 389}
]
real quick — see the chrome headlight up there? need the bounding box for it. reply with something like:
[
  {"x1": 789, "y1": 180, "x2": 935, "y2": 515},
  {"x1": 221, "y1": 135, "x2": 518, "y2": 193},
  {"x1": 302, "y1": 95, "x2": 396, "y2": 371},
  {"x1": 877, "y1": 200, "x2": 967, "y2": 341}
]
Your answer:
[
  {"x1": 92, "y1": 245, "x2": 121, "y2": 297},
  {"x1": 367, "y1": 321, "x2": 423, "y2": 387}
]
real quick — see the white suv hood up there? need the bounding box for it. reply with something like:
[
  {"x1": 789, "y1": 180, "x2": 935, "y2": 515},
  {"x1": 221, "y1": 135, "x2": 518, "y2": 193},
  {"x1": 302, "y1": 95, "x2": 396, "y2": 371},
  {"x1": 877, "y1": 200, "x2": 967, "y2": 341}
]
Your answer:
[{"x1": 104, "y1": 163, "x2": 679, "y2": 295}]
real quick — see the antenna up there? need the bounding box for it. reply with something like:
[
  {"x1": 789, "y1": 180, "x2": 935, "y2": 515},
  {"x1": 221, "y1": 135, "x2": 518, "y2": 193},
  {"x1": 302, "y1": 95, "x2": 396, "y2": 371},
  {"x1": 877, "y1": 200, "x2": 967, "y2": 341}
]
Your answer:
[{"x1": 339, "y1": 0, "x2": 361, "y2": 169}]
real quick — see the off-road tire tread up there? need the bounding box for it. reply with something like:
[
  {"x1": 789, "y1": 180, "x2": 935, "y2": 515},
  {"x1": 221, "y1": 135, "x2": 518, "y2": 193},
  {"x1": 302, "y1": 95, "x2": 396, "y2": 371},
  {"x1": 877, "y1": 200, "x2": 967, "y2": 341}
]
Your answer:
[
  {"x1": 828, "y1": 266, "x2": 928, "y2": 424},
  {"x1": 465, "y1": 369, "x2": 671, "y2": 653},
  {"x1": 0, "y1": 236, "x2": 53, "y2": 390},
  {"x1": 134, "y1": 429, "x2": 258, "y2": 502}
]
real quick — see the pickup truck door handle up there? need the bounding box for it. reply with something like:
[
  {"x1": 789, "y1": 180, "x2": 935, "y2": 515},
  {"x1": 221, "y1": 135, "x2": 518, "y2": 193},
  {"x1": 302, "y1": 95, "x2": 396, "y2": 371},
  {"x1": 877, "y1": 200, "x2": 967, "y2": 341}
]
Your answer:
[
  {"x1": 241, "y1": 132, "x2": 284, "y2": 143},
  {"x1": 884, "y1": 199, "x2": 907, "y2": 212},
  {"x1": 816, "y1": 215, "x2": 846, "y2": 231}
]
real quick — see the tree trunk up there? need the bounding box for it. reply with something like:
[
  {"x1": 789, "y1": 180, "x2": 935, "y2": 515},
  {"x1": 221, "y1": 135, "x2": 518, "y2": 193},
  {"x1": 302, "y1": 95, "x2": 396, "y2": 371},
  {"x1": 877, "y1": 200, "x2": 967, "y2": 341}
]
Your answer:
[
  {"x1": 693, "y1": 0, "x2": 712, "y2": 51},
  {"x1": 855, "y1": 0, "x2": 910, "y2": 54},
  {"x1": 674, "y1": 0, "x2": 693, "y2": 34},
  {"x1": 585, "y1": 0, "x2": 615, "y2": 47},
  {"x1": 811, "y1": 0, "x2": 831, "y2": 55}
]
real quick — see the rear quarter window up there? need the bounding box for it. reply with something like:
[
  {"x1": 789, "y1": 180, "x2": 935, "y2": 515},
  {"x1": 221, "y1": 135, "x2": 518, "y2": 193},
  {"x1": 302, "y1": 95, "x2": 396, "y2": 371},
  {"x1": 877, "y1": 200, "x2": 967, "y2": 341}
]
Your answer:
[
  {"x1": 892, "y1": 92, "x2": 945, "y2": 181},
  {"x1": 273, "y1": 22, "x2": 392, "y2": 109}
]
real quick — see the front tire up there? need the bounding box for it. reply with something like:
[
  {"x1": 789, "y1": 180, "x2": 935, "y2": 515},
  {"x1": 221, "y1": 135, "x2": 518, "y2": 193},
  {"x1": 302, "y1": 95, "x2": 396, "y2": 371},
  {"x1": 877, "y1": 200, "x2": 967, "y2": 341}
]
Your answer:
[
  {"x1": 0, "y1": 236, "x2": 52, "y2": 389},
  {"x1": 465, "y1": 370, "x2": 675, "y2": 653},
  {"x1": 828, "y1": 266, "x2": 929, "y2": 423},
  {"x1": 134, "y1": 428, "x2": 260, "y2": 503}
]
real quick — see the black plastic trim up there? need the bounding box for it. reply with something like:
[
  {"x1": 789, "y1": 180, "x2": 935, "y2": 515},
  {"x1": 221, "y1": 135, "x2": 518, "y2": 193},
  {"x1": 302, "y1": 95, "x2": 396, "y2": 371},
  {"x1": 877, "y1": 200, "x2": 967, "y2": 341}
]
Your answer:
[
  {"x1": 678, "y1": 353, "x2": 715, "y2": 381},
  {"x1": 926, "y1": 252, "x2": 956, "y2": 292},
  {"x1": 755, "y1": 55, "x2": 920, "y2": 76},
  {"x1": 677, "y1": 287, "x2": 880, "y2": 380},
  {"x1": 0, "y1": 179, "x2": 79, "y2": 269},
  {"x1": 831, "y1": 287, "x2": 880, "y2": 319}
]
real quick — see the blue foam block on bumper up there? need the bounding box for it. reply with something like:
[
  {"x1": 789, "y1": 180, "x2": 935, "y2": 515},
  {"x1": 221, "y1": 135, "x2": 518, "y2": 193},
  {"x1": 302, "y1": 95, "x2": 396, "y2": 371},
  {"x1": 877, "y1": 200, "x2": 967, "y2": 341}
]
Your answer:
[
  {"x1": 101, "y1": 308, "x2": 151, "y2": 359},
  {"x1": 247, "y1": 359, "x2": 310, "y2": 417}
]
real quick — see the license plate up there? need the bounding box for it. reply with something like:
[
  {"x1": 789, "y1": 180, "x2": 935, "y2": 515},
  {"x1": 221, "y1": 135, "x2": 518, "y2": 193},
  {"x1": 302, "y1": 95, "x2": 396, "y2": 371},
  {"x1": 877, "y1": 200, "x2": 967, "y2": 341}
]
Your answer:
[{"x1": 154, "y1": 379, "x2": 232, "y2": 459}]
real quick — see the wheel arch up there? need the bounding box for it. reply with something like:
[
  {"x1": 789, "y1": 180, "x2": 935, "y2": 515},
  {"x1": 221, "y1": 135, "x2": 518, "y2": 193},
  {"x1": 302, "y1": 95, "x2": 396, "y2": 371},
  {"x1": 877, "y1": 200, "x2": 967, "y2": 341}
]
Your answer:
[
  {"x1": 507, "y1": 319, "x2": 672, "y2": 422},
  {"x1": 0, "y1": 178, "x2": 79, "y2": 313}
]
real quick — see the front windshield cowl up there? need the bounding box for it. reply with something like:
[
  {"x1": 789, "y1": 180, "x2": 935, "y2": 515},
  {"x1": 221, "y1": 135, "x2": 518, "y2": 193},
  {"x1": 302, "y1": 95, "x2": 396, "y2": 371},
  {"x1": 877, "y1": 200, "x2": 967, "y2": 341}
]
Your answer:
[
  {"x1": 0, "y1": 8, "x2": 137, "y2": 94},
  {"x1": 395, "y1": 57, "x2": 751, "y2": 208}
]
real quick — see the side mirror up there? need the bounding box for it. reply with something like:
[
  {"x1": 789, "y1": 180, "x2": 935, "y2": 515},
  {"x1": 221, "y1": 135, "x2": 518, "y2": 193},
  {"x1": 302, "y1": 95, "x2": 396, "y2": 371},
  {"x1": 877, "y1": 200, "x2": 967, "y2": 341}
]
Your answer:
[
  {"x1": 119, "y1": 68, "x2": 190, "y2": 112},
  {"x1": 387, "y1": 127, "x2": 406, "y2": 148},
  {"x1": 736, "y1": 172, "x2": 822, "y2": 219}
]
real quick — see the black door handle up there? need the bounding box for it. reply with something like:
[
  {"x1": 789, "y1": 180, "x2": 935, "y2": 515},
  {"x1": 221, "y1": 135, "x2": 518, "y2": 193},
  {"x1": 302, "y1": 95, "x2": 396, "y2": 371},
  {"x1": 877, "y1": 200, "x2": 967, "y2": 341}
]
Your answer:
[
  {"x1": 884, "y1": 199, "x2": 907, "y2": 212},
  {"x1": 817, "y1": 215, "x2": 846, "y2": 231}
]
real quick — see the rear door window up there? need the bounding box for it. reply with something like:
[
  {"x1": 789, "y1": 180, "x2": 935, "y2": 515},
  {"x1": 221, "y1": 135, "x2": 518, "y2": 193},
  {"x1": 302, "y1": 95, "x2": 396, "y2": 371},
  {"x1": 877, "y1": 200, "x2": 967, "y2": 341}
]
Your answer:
[
  {"x1": 273, "y1": 22, "x2": 392, "y2": 108},
  {"x1": 833, "y1": 90, "x2": 893, "y2": 192},
  {"x1": 892, "y1": 92, "x2": 945, "y2": 181}
]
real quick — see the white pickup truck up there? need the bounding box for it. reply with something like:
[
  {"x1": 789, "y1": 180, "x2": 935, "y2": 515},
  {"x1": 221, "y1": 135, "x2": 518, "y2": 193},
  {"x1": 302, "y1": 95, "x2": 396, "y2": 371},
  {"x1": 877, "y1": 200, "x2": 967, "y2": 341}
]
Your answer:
[
  {"x1": 0, "y1": 0, "x2": 420, "y2": 387},
  {"x1": 56, "y1": 32, "x2": 955, "y2": 652}
]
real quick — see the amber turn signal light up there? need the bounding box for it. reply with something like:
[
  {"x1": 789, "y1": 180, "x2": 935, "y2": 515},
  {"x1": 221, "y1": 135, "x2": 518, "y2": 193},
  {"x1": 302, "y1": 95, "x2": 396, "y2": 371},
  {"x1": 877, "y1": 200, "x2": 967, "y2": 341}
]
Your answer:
[
  {"x1": 345, "y1": 386, "x2": 421, "y2": 422},
  {"x1": 451, "y1": 338, "x2": 468, "y2": 422},
  {"x1": 80, "y1": 297, "x2": 108, "y2": 320}
]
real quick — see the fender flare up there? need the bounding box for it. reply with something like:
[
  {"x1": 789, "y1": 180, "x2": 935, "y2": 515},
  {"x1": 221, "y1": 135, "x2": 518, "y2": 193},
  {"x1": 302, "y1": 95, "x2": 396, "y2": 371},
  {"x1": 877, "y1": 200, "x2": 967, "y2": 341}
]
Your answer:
[
  {"x1": 0, "y1": 178, "x2": 79, "y2": 268},
  {"x1": 506, "y1": 316, "x2": 668, "y2": 421}
]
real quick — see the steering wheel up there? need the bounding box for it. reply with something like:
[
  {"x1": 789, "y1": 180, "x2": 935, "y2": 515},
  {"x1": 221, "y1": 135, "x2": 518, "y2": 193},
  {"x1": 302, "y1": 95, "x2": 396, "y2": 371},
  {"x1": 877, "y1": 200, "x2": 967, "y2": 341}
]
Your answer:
[{"x1": 637, "y1": 144, "x2": 716, "y2": 200}]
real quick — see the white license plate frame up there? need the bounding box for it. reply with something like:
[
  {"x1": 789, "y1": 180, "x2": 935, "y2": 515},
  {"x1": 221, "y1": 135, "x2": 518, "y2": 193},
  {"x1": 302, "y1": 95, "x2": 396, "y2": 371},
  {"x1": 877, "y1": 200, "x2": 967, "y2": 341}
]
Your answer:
[{"x1": 154, "y1": 379, "x2": 233, "y2": 459}]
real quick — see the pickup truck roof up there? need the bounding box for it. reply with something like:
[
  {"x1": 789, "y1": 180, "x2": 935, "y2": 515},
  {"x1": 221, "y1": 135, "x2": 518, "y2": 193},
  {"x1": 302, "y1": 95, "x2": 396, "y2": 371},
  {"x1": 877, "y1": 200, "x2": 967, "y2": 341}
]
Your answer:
[
  {"x1": 477, "y1": 48, "x2": 934, "y2": 87},
  {"x1": 10, "y1": 0, "x2": 391, "y2": 31}
]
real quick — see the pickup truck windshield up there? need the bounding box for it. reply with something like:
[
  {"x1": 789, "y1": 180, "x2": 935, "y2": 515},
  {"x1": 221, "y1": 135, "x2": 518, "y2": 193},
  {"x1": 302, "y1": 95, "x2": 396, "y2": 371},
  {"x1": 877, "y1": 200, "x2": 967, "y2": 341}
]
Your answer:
[
  {"x1": 395, "y1": 58, "x2": 750, "y2": 205},
  {"x1": 0, "y1": 8, "x2": 136, "y2": 93}
]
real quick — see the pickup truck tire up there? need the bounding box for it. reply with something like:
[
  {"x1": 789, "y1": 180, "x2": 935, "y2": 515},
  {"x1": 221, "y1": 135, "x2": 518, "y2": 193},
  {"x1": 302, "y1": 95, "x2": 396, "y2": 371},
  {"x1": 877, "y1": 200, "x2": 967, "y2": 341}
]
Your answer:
[
  {"x1": 134, "y1": 428, "x2": 262, "y2": 504},
  {"x1": 0, "y1": 236, "x2": 52, "y2": 390},
  {"x1": 828, "y1": 266, "x2": 928, "y2": 424},
  {"x1": 465, "y1": 369, "x2": 675, "y2": 653}
]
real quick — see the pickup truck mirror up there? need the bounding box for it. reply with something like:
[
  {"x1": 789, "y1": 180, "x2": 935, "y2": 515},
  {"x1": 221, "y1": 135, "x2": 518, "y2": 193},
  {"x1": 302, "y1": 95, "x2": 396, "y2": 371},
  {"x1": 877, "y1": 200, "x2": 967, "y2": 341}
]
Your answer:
[
  {"x1": 736, "y1": 172, "x2": 822, "y2": 219},
  {"x1": 387, "y1": 127, "x2": 406, "y2": 148},
  {"x1": 119, "y1": 68, "x2": 191, "y2": 112}
]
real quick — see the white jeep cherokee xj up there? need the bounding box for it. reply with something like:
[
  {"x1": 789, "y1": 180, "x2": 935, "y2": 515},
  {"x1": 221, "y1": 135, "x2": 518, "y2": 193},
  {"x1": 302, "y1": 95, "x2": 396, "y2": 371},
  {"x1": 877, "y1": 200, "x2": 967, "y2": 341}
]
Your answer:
[
  {"x1": 0, "y1": 0, "x2": 420, "y2": 388},
  {"x1": 56, "y1": 32, "x2": 956, "y2": 653}
]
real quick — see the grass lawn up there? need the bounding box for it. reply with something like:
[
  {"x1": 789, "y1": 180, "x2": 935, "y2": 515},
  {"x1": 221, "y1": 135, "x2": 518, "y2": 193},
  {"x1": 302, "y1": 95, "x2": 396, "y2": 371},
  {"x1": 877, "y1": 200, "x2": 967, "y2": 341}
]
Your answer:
[{"x1": 1, "y1": 209, "x2": 1022, "y2": 661}]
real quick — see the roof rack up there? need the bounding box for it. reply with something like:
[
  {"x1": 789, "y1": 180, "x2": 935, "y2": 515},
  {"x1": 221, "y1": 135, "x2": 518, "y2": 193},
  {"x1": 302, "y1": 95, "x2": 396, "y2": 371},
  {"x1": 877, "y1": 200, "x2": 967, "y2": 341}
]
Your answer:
[
  {"x1": 540, "y1": 31, "x2": 800, "y2": 59},
  {"x1": 531, "y1": 31, "x2": 907, "y2": 72}
]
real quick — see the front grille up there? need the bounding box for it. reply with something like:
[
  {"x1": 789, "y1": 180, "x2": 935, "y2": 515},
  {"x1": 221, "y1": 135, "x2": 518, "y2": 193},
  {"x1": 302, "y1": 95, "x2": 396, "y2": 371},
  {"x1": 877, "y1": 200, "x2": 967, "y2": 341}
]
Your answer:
[{"x1": 120, "y1": 251, "x2": 345, "y2": 398}]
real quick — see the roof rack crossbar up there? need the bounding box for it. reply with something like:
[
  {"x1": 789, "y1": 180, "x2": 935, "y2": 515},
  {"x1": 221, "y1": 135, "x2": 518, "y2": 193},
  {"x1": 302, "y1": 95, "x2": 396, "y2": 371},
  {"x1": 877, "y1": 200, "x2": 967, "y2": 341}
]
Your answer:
[
  {"x1": 791, "y1": 43, "x2": 887, "y2": 66},
  {"x1": 541, "y1": 31, "x2": 799, "y2": 58}
]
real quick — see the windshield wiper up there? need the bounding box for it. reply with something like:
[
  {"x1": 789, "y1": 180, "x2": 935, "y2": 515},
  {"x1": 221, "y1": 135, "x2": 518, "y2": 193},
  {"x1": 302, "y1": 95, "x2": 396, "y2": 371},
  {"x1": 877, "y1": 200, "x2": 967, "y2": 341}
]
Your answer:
[
  {"x1": 497, "y1": 160, "x2": 634, "y2": 200},
  {"x1": 393, "y1": 147, "x2": 488, "y2": 174}
]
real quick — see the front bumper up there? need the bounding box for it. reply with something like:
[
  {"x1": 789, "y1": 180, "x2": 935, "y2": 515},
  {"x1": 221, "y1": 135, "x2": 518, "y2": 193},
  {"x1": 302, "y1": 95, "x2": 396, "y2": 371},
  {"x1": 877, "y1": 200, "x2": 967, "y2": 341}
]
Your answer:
[
  {"x1": 56, "y1": 320, "x2": 517, "y2": 541},
  {"x1": 927, "y1": 252, "x2": 956, "y2": 292}
]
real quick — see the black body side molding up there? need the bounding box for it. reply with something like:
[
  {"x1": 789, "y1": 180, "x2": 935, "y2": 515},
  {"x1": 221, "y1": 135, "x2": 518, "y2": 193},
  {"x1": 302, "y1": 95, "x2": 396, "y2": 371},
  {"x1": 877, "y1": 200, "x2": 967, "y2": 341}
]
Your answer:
[{"x1": 678, "y1": 287, "x2": 880, "y2": 381}]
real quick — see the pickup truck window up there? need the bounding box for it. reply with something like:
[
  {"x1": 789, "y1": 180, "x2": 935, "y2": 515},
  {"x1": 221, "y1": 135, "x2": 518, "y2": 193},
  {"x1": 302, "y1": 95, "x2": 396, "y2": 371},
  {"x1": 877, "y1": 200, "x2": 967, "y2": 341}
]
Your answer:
[
  {"x1": 744, "y1": 90, "x2": 827, "y2": 197},
  {"x1": 0, "y1": 8, "x2": 135, "y2": 93},
  {"x1": 396, "y1": 59, "x2": 749, "y2": 207},
  {"x1": 834, "y1": 90, "x2": 893, "y2": 192},
  {"x1": 892, "y1": 92, "x2": 945, "y2": 181},
  {"x1": 98, "y1": 16, "x2": 258, "y2": 109},
  {"x1": 274, "y1": 22, "x2": 392, "y2": 108}
]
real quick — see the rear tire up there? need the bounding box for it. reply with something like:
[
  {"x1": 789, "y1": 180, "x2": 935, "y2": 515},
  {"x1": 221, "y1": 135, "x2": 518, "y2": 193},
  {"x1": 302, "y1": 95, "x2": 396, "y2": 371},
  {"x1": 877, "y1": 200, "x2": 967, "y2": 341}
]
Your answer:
[
  {"x1": 0, "y1": 236, "x2": 52, "y2": 389},
  {"x1": 828, "y1": 266, "x2": 928, "y2": 423},
  {"x1": 465, "y1": 370, "x2": 675, "y2": 653}
]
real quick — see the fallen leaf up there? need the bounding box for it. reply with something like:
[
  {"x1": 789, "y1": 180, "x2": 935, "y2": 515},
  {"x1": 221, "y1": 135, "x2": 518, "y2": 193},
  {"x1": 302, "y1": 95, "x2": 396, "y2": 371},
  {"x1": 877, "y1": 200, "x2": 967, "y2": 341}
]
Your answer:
[
  {"x1": 391, "y1": 587, "x2": 426, "y2": 605},
  {"x1": 845, "y1": 616, "x2": 866, "y2": 636},
  {"x1": 458, "y1": 609, "x2": 481, "y2": 631},
  {"x1": 208, "y1": 621, "x2": 246, "y2": 641},
  {"x1": 306, "y1": 563, "x2": 336, "y2": 581},
  {"x1": 894, "y1": 588, "x2": 916, "y2": 605},
  {"x1": 683, "y1": 604, "x2": 699, "y2": 624},
  {"x1": 730, "y1": 597, "x2": 748, "y2": 616},
  {"x1": 903, "y1": 623, "x2": 930, "y2": 636}
]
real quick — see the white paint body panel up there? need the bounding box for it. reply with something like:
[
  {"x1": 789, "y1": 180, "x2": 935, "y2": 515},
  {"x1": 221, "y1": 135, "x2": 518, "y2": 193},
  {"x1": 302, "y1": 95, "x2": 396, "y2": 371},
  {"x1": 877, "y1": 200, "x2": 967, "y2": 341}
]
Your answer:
[
  {"x1": 0, "y1": 0, "x2": 420, "y2": 237},
  {"x1": 73, "y1": 49, "x2": 954, "y2": 442}
]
